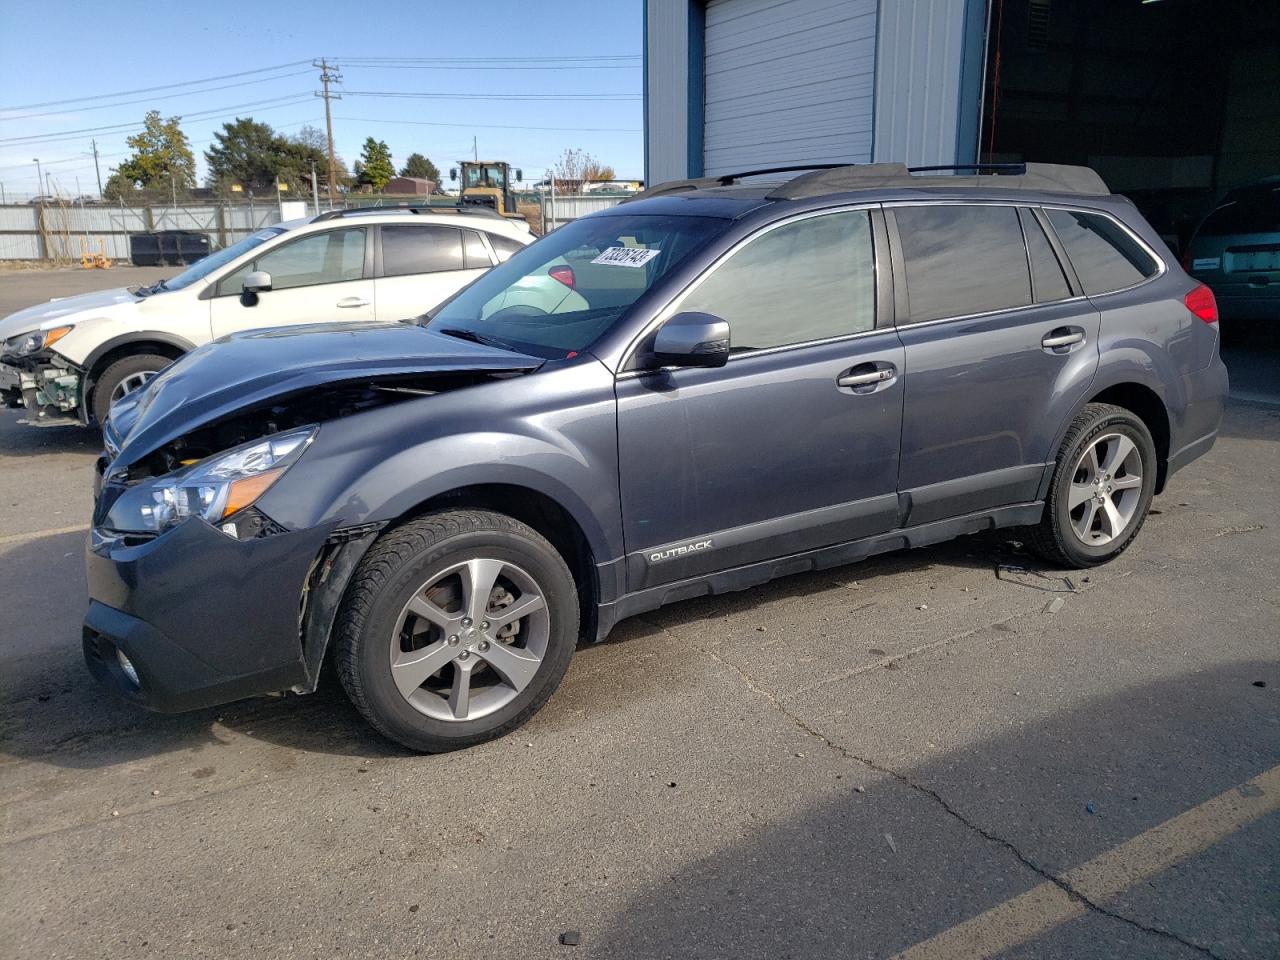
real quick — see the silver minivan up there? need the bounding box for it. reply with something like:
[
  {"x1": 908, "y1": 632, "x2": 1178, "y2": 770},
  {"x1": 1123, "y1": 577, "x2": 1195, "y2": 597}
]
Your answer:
[{"x1": 1185, "y1": 178, "x2": 1280, "y2": 321}]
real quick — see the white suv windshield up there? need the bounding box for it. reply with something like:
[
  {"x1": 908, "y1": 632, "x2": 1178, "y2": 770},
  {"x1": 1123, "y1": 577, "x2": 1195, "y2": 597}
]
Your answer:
[
  {"x1": 426, "y1": 213, "x2": 723, "y2": 358},
  {"x1": 143, "y1": 227, "x2": 288, "y2": 294}
]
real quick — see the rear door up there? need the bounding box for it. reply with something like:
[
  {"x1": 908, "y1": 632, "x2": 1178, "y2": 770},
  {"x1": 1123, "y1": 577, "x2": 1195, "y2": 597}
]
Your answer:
[
  {"x1": 210, "y1": 226, "x2": 374, "y2": 336},
  {"x1": 889, "y1": 203, "x2": 1101, "y2": 526},
  {"x1": 374, "y1": 225, "x2": 493, "y2": 321},
  {"x1": 615, "y1": 207, "x2": 903, "y2": 591}
]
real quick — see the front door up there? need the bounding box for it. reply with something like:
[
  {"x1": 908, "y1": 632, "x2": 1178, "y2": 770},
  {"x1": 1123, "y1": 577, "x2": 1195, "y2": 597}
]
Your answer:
[
  {"x1": 888, "y1": 203, "x2": 1101, "y2": 525},
  {"x1": 616, "y1": 208, "x2": 903, "y2": 592},
  {"x1": 210, "y1": 226, "x2": 374, "y2": 336}
]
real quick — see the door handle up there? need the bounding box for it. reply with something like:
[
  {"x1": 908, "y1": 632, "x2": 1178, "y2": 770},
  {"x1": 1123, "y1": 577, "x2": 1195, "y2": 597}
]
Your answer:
[
  {"x1": 1042, "y1": 329, "x2": 1085, "y2": 349},
  {"x1": 337, "y1": 297, "x2": 370, "y2": 308},
  {"x1": 837, "y1": 365, "x2": 896, "y2": 389}
]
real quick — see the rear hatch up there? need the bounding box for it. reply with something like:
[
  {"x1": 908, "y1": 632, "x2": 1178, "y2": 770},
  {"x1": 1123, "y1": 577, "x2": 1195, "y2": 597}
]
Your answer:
[{"x1": 1186, "y1": 183, "x2": 1280, "y2": 310}]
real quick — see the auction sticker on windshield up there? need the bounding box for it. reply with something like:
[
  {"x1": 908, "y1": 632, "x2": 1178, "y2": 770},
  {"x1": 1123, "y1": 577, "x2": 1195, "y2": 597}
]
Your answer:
[{"x1": 591, "y1": 247, "x2": 660, "y2": 267}]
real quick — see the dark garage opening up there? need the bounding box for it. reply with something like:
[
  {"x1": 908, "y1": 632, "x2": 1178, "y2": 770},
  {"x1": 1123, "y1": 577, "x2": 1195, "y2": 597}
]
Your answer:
[{"x1": 980, "y1": 0, "x2": 1280, "y2": 257}]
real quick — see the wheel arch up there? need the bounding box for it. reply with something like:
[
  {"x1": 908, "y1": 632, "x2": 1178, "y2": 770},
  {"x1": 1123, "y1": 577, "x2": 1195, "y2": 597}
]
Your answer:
[
  {"x1": 1046, "y1": 379, "x2": 1172, "y2": 497},
  {"x1": 81, "y1": 332, "x2": 194, "y2": 417}
]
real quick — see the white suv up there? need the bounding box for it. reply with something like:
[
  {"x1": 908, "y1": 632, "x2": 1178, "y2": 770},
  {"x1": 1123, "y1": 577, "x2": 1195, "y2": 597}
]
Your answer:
[{"x1": 0, "y1": 208, "x2": 532, "y2": 427}]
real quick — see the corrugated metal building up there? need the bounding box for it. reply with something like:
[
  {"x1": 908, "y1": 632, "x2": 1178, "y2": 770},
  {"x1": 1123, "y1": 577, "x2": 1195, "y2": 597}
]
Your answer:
[{"x1": 645, "y1": 0, "x2": 985, "y2": 183}]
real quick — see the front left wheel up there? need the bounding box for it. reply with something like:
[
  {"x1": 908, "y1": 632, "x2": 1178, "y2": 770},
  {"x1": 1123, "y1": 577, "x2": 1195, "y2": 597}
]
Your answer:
[
  {"x1": 334, "y1": 510, "x2": 580, "y2": 753},
  {"x1": 92, "y1": 353, "x2": 169, "y2": 425}
]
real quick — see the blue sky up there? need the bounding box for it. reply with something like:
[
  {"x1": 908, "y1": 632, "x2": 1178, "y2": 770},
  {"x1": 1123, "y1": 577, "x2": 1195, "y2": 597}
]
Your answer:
[{"x1": 0, "y1": 0, "x2": 642, "y2": 198}]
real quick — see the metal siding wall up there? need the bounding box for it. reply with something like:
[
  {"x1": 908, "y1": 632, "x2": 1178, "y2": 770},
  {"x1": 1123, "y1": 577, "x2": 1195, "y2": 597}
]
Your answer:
[
  {"x1": 703, "y1": 0, "x2": 877, "y2": 176},
  {"x1": 645, "y1": 0, "x2": 691, "y2": 184},
  {"x1": 873, "y1": 0, "x2": 969, "y2": 165}
]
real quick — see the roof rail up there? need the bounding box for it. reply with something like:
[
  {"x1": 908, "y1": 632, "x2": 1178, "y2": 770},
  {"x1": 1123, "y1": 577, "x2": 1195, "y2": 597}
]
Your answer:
[
  {"x1": 622, "y1": 164, "x2": 848, "y2": 202},
  {"x1": 768, "y1": 162, "x2": 1110, "y2": 199},
  {"x1": 310, "y1": 204, "x2": 504, "y2": 223}
]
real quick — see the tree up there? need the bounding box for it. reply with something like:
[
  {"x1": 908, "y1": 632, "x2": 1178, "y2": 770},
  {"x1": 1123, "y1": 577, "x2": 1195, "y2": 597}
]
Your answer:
[
  {"x1": 399, "y1": 152, "x2": 441, "y2": 183},
  {"x1": 106, "y1": 111, "x2": 195, "y2": 199},
  {"x1": 358, "y1": 138, "x2": 395, "y2": 191},
  {"x1": 553, "y1": 148, "x2": 615, "y2": 193},
  {"x1": 204, "y1": 118, "x2": 283, "y2": 193}
]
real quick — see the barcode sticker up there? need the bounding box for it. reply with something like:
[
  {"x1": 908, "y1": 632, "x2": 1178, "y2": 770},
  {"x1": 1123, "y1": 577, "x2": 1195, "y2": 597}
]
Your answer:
[{"x1": 591, "y1": 246, "x2": 660, "y2": 267}]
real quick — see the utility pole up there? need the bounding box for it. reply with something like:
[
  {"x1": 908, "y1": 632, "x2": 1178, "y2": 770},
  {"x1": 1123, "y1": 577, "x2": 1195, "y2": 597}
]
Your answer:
[
  {"x1": 91, "y1": 139, "x2": 103, "y2": 198},
  {"x1": 473, "y1": 136, "x2": 478, "y2": 162},
  {"x1": 314, "y1": 59, "x2": 342, "y2": 208},
  {"x1": 309, "y1": 160, "x2": 320, "y2": 215}
]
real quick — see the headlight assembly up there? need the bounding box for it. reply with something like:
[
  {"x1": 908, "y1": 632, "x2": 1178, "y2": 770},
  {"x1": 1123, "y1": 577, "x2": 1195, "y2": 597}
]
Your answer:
[
  {"x1": 104, "y1": 427, "x2": 316, "y2": 537},
  {"x1": 4, "y1": 325, "x2": 73, "y2": 357}
]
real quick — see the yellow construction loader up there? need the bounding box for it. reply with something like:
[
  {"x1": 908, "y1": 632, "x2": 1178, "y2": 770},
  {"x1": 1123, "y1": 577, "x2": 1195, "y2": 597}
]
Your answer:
[{"x1": 449, "y1": 161, "x2": 523, "y2": 219}]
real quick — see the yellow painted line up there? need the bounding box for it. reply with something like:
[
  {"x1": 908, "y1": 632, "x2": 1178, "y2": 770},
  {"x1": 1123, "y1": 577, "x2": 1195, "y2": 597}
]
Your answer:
[
  {"x1": 0, "y1": 524, "x2": 88, "y2": 547},
  {"x1": 891, "y1": 764, "x2": 1280, "y2": 960}
]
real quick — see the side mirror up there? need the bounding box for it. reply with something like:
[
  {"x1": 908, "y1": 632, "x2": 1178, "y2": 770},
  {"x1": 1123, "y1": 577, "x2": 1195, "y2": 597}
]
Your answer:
[
  {"x1": 651, "y1": 312, "x2": 730, "y2": 369},
  {"x1": 450, "y1": 167, "x2": 458, "y2": 182},
  {"x1": 515, "y1": 168, "x2": 523, "y2": 182},
  {"x1": 240, "y1": 271, "x2": 271, "y2": 307}
]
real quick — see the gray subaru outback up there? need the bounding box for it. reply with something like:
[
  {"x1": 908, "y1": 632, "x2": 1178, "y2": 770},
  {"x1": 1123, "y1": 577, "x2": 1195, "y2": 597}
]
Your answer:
[{"x1": 85, "y1": 162, "x2": 1228, "y2": 752}]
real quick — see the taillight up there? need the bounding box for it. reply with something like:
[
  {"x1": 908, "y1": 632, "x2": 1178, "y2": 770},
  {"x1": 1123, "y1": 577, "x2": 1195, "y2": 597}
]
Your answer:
[
  {"x1": 549, "y1": 265, "x2": 576, "y2": 289},
  {"x1": 1184, "y1": 283, "x2": 1218, "y2": 324}
]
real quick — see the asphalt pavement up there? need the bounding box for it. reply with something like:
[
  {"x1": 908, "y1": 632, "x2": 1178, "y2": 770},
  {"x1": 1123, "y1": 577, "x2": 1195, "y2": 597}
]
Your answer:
[{"x1": 1, "y1": 267, "x2": 1277, "y2": 959}]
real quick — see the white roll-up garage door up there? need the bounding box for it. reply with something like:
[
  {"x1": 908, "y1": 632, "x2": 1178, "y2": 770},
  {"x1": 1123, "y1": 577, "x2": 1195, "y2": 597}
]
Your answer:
[{"x1": 703, "y1": 0, "x2": 878, "y2": 177}]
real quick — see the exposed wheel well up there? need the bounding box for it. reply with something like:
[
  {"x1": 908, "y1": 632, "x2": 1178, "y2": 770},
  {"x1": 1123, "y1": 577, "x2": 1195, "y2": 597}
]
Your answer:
[
  {"x1": 1087, "y1": 383, "x2": 1171, "y2": 493},
  {"x1": 85, "y1": 341, "x2": 185, "y2": 407},
  {"x1": 392, "y1": 484, "x2": 599, "y2": 643}
]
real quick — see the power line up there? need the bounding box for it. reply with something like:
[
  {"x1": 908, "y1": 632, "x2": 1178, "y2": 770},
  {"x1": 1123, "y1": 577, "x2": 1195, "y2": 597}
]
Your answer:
[
  {"x1": 342, "y1": 63, "x2": 639, "y2": 71},
  {"x1": 0, "y1": 60, "x2": 313, "y2": 112},
  {"x1": 336, "y1": 55, "x2": 639, "y2": 63},
  {"x1": 342, "y1": 91, "x2": 641, "y2": 101},
  {"x1": 0, "y1": 94, "x2": 314, "y2": 146},
  {"x1": 4, "y1": 70, "x2": 315, "y2": 121},
  {"x1": 334, "y1": 115, "x2": 640, "y2": 134}
]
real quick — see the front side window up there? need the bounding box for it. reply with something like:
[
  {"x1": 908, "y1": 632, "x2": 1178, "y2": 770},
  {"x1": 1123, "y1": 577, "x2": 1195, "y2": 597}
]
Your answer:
[
  {"x1": 894, "y1": 205, "x2": 1032, "y2": 324},
  {"x1": 220, "y1": 228, "x2": 365, "y2": 294},
  {"x1": 426, "y1": 213, "x2": 724, "y2": 358},
  {"x1": 1045, "y1": 209, "x2": 1158, "y2": 296},
  {"x1": 676, "y1": 210, "x2": 876, "y2": 351},
  {"x1": 382, "y1": 225, "x2": 464, "y2": 276}
]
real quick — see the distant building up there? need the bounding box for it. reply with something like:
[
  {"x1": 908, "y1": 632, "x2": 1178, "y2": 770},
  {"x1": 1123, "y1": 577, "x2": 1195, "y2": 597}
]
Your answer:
[{"x1": 383, "y1": 176, "x2": 437, "y2": 196}]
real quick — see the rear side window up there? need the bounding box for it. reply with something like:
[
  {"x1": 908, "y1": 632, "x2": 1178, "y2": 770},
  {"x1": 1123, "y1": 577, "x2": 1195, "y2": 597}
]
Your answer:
[
  {"x1": 382, "y1": 225, "x2": 464, "y2": 277},
  {"x1": 487, "y1": 233, "x2": 524, "y2": 263},
  {"x1": 462, "y1": 229, "x2": 492, "y2": 269},
  {"x1": 1019, "y1": 209, "x2": 1073, "y2": 302},
  {"x1": 894, "y1": 205, "x2": 1032, "y2": 323},
  {"x1": 678, "y1": 209, "x2": 876, "y2": 351},
  {"x1": 1045, "y1": 210, "x2": 1158, "y2": 295}
]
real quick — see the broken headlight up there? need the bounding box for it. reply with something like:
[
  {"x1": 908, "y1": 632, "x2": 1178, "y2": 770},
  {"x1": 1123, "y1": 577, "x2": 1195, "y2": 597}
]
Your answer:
[
  {"x1": 104, "y1": 427, "x2": 316, "y2": 537},
  {"x1": 4, "y1": 324, "x2": 73, "y2": 357}
]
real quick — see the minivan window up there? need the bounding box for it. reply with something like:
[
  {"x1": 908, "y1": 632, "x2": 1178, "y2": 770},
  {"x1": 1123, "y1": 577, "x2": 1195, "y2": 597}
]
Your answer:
[
  {"x1": 1196, "y1": 188, "x2": 1280, "y2": 236},
  {"x1": 894, "y1": 205, "x2": 1032, "y2": 323},
  {"x1": 382, "y1": 225, "x2": 464, "y2": 276},
  {"x1": 1019, "y1": 209, "x2": 1073, "y2": 302},
  {"x1": 1045, "y1": 209, "x2": 1157, "y2": 295},
  {"x1": 219, "y1": 227, "x2": 366, "y2": 294},
  {"x1": 426, "y1": 213, "x2": 723, "y2": 358},
  {"x1": 677, "y1": 210, "x2": 876, "y2": 351}
]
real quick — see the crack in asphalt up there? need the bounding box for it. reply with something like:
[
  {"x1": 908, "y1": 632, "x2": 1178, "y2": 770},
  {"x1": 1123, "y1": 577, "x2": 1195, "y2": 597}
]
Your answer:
[{"x1": 703, "y1": 647, "x2": 1228, "y2": 960}]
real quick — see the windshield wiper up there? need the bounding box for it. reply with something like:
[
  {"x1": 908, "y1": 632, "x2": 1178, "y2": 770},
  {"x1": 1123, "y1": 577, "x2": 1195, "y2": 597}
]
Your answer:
[
  {"x1": 134, "y1": 279, "x2": 168, "y2": 298},
  {"x1": 437, "y1": 327, "x2": 512, "y2": 350}
]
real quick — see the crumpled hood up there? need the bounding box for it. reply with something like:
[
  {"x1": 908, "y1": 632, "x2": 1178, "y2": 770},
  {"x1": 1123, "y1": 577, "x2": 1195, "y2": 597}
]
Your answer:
[
  {"x1": 0, "y1": 287, "x2": 139, "y2": 343},
  {"x1": 108, "y1": 321, "x2": 542, "y2": 467}
]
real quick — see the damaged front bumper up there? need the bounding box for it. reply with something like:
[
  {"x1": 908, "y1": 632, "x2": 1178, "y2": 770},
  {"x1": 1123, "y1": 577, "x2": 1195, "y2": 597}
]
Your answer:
[
  {"x1": 0, "y1": 353, "x2": 83, "y2": 425},
  {"x1": 83, "y1": 506, "x2": 381, "y2": 713}
]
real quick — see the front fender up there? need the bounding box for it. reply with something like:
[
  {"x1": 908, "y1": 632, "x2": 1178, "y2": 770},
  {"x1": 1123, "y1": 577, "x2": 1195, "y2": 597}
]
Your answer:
[{"x1": 256, "y1": 361, "x2": 624, "y2": 567}]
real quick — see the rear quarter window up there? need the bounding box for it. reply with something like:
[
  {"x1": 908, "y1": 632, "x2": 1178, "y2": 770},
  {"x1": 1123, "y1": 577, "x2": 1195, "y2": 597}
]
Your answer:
[{"x1": 1045, "y1": 209, "x2": 1158, "y2": 296}]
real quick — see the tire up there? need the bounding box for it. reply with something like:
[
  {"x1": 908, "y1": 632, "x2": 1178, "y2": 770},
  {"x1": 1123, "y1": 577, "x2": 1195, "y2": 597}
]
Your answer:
[
  {"x1": 92, "y1": 353, "x2": 169, "y2": 425},
  {"x1": 1025, "y1": 402, "x2": 1158, "y2": 568},
  {"x1": 335, "y1": 509, "x2": 580, "y2": 753}
]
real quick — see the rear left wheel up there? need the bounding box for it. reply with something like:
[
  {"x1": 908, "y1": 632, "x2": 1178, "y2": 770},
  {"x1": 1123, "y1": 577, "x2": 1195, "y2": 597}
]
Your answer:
[{"x1": 334, "y1": 510, "x2": 579, "y2": 752}]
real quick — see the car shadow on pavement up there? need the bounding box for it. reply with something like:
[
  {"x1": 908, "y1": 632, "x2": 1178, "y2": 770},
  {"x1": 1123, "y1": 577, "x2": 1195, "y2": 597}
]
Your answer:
[
  {"x1": 0, "y1": 413, "x2": 101, "y2": 457},
  {"x1": 584, "y1": 660, "x2": 1279, "y2": 960},
  {"x1": 1, "y1": 529, "x2": 1065, "y2": 772}
]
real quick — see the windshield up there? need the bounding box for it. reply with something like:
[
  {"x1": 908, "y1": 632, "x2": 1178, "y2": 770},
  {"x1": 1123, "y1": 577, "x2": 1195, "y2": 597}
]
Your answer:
[
  {"x1": 151, "y1": 227, "x2": 288, "y2": 293},
  {"x1": 463, "y1": 164, "x2": 507, "y2": 189},
  {"x1": 426, "y1": 213, "x2": 724, "y2": 358}
]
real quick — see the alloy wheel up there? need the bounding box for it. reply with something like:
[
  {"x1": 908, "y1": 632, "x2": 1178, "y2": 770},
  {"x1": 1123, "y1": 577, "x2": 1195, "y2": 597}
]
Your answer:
[
  {"x1": 1067, "y1": 432, "x2": 1144, "y2": 546},
  {"x1": 110, "y1": 370, "x2": 156, "y2": 403},
  {"x1": 389, "y1": 558, "x2": 550, "y2": 722}
]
